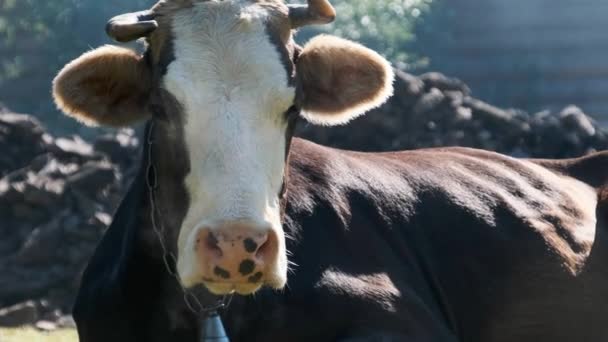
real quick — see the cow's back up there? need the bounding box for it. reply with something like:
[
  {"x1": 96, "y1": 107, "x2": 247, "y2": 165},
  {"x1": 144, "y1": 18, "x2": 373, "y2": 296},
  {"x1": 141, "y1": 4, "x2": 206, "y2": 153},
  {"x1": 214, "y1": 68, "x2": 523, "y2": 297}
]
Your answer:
[{"x1": 280, "y1": 139, "x2": 608, "y2": 341}]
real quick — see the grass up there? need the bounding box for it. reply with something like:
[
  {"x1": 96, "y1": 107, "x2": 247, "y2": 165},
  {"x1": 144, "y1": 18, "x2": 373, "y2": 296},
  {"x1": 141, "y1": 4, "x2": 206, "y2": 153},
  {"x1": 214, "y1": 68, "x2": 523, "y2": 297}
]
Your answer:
[{"x1": 0, "y1": 327, "x2": 77, "y2": 342}]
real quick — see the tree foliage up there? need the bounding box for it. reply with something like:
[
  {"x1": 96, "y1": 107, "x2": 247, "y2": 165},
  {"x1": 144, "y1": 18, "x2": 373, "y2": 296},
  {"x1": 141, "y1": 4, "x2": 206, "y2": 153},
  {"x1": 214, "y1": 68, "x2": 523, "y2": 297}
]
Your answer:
[
  {"x1": 0, "y1": 0, "x2": 152, "y2": 83},
  {"x1": 0, "y1": 0, "x2": 153, "y2": 133},
  {"x1": 300, "y1": 0, "x2": 433, "y2": 68},
  {"x1": 0, "y1": 0, "x2": 432, "y2": 134}
]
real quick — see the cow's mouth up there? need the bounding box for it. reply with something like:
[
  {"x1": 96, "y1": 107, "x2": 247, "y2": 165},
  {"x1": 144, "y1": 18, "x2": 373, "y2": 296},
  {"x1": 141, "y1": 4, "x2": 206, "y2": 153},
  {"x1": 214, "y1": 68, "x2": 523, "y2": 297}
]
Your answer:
[
  {"x1": 202, "y1": 280, "x2": 264, "y2": 295},
  {"x1": 177, "y1": 220, "x2": 288, "y2": 295},
  {"x1": 199, "y1": 268, "x2": 287, "y2": 295}
]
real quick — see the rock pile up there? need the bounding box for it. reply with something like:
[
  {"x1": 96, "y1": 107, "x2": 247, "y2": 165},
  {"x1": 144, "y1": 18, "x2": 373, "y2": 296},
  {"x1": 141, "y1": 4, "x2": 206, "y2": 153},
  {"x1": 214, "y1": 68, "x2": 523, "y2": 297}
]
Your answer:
[
  {"x1": 1, "y1": 70, "x2": 607, "y2": 328},
  {"x1": 0, "y1": 113, "x2": 140, "y2": 328},
  {"x1": 299, "y1": 70, "x2": 608, "y2": 158}
]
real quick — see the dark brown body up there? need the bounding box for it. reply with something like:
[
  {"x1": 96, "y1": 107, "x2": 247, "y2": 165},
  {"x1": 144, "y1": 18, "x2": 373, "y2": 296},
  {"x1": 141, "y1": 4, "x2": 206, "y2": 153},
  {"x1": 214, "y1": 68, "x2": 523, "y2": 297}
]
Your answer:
[{"x1": 74, "y1": 133, "x2": 608, "y2": 342}]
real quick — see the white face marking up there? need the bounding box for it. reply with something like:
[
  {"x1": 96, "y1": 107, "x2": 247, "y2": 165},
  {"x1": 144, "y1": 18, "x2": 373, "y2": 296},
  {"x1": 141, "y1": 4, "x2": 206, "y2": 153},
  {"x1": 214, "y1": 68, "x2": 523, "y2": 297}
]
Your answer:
[{"x1": 162, "y1": 1, "x2": 294, "y2": 285}]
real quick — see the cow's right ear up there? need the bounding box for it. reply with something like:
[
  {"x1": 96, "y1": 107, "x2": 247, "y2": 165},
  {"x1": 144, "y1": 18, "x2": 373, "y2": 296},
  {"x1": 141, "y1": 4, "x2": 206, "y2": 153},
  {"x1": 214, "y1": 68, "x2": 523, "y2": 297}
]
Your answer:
[{"x1": 53, "y1": 45, "x2": 153, "y2": 127}]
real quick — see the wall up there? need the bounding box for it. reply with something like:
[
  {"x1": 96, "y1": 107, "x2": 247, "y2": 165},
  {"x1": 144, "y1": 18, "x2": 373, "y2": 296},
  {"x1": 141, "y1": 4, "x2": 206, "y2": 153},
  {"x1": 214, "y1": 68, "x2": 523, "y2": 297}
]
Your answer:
[{"x1": 417, "y1": 0, "x2": 608, "y2": 124}]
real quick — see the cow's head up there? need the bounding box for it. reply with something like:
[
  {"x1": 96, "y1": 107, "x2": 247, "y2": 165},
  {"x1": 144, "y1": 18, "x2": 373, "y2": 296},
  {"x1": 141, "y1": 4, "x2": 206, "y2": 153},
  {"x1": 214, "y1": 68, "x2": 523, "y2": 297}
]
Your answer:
[{"x1": 53, "y1": 0, "x2": 393, "y2": 295}]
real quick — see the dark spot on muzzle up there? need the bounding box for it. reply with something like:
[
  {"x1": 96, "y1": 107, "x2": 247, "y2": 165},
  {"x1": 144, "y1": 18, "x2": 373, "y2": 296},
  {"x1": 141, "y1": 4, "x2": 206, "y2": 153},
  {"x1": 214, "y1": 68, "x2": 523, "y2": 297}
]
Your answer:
[
  {"x1": 248, "y1": 272, "x2": 263, "y2": 283},
  {"x1": 214, "y1": 266, "x2": 231, "y2": 279},
  {"x1": 243, "y1": 238, "x2": 258, "y2": 253},
  {"x1": 239, "y1": 259, "x2": 256, "y2": 276}
]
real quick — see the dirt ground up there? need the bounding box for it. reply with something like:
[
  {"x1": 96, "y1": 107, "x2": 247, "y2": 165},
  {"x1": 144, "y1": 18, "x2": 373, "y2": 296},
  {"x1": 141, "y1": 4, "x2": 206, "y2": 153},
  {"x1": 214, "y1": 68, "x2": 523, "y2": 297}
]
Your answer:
[{"x1": 0, "y1": 328, "x2": 77, "y2": 342}]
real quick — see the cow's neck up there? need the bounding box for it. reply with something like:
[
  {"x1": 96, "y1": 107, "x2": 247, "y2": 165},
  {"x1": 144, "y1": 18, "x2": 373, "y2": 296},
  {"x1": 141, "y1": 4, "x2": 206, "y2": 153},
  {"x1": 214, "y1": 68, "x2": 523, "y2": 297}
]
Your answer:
[{"x1": 138, "y1": 121, "x2": 230, "y2": 314}]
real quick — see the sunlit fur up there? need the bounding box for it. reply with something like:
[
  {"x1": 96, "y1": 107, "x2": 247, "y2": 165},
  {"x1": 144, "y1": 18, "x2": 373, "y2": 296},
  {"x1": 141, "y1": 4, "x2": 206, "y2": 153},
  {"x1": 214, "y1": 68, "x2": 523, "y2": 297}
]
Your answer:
[
  {"x1": 52, "y1": 45, "x2": 152, "y2": 127},
  {"x1": 296, "y1": 35, "x2": 394, "y2": 125},
  {"x1": 165, "y1": 1, "x2": 293, "y2": 291}
]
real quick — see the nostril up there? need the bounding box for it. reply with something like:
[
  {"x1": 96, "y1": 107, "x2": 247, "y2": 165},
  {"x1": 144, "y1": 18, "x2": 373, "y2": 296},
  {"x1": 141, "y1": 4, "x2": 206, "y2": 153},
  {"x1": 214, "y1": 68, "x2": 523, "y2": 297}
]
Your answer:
[
  {"x1": 243, "y1": 237, "x2": 259, "y2": 254},
  {"x1": 204, "y1": 231, "x2": 223, "y2": 259},
  {"x1": 256, "y1": 240, "x2": 270, "y2": 260},
  {"x1": 255, "y1": 232, "x2": 275, "y2": 261}
]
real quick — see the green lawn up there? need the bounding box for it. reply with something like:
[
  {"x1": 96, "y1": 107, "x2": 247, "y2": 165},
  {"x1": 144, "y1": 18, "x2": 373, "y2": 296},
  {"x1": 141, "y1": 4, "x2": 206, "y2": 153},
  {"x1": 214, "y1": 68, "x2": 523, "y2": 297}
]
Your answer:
[{"x1": 0, "y1": 328, "x2": 77, "y2": 342}]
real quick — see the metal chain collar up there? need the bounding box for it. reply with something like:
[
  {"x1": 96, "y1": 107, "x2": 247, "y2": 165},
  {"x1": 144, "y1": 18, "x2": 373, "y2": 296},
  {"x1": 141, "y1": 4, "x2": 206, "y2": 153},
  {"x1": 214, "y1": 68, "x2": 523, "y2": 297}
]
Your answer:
[{"x1": 145, "y1": 121, "x2": 233, "y2": 316}]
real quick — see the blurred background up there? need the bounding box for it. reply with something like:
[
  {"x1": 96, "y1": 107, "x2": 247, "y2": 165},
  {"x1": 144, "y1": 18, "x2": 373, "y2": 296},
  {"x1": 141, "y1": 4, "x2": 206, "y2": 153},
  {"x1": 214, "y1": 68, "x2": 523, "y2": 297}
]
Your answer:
[
  {"x1": 0, "y1": 0, "x2": 607, "y2": 340},
  {"x1": 1, "y1": 0, "x2": 607, "y2": 136}
]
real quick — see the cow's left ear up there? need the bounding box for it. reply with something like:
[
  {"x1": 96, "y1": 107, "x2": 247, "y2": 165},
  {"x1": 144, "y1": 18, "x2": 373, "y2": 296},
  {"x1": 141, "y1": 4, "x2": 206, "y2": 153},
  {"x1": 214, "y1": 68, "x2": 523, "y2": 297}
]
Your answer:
[
  {"x1": 52, "y1": 45, "x2": 153, "y2": 127},
  {"x1": 295, "y1": 35, "x2": 394, "y2": 126}
]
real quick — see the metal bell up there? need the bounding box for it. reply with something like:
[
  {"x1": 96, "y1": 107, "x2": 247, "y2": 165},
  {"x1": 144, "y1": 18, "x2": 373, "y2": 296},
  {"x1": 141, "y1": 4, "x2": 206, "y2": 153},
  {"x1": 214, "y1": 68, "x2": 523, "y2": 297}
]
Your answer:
[{"x1": 200, "y1": 311, "x2": 230, "y2": 342}]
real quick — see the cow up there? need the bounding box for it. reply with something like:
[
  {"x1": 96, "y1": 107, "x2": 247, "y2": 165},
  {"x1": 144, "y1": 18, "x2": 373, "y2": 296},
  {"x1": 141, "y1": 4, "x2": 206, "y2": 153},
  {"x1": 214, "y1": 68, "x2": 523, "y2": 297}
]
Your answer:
[{"x1": 52, "y1": 0, "x2": 608, "y2": 341}]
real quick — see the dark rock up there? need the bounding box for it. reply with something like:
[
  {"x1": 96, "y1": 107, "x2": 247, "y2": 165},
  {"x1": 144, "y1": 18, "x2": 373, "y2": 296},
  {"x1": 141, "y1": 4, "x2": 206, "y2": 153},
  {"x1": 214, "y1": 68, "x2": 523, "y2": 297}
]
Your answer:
[
  {"x1": 22, "y1": 181, "x2": 64, "y2": 207},
  {"x1": 413, "y1": 87, "x2": 446, "y2": 115},
  {"x1": 56, "y1": 315, "x2": 76, "y2": 328},
  {"x1": 12, "y1": 203, "x2": 37, "y2": 219},
  {"x1": 15, "y1": 214, "x2": 65, "y2": 266},
  {"x1": 299, "y1": 70, "x2": 608, "y2": 158},
  {"x1": 0, "y1": 110, "x2": 141, "y2": 324},
  {"x1": 0, "y1": 114, "x2": 51, "y2": 177},
  {"x1": 419, "y1": 72, "x2": 471, "y2": 95},
  {"x1": 392, "y1": 69, "x2": 425, "y2": 108},
  {"x1": 90, "y1": 211, "x2": 112, "y2": 228},
  {"x1": 0, "y1": 301, "x2": 39, "y2": 327},
  {"x1": 66, "y1": 162, "x2": 115, "y2": 198},
  {"x1": 35, "y1": 320, "x2": 57, "y2": 331},
  {"x1": 29, "y1": 154, "x2": 52, "y2": 173},
  {"x1": 54, "y1": 136, "x2": 93, "y2": 157},
  {"x1": 93, "y1": 129, "x2": 139, "y2": 166},
  {"x1": 0, "y1": 180, "x2": 25, "y2": 203},
  {"x1": 559, "y1": 106, "x2": 596, "y2": 138}
]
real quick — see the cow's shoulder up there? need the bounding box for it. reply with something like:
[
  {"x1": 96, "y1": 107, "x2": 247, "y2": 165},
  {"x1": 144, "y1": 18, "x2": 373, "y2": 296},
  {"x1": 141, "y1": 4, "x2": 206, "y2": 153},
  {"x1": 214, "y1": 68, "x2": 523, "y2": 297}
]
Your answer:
[{"x1": 287, "y1": 140, "x2": 597, "y2": 273}]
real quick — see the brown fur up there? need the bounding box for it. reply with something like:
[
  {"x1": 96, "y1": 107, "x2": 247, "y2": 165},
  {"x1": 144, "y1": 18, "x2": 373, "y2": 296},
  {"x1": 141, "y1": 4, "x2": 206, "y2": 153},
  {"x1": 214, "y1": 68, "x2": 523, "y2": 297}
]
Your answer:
[
  {"x1": 530, "y1": 150, "x2": 608, "y2": 189},
  {"x1": 295, "y1": 34, "x2": 394, "y2": 125},
  {"x1": 54, "y1": 1, "x2": 394, "y2": 128},
  {"x1": 599, "y1": 187, "x2": 608, "y2": 222},
  {"x1": 52, "y1": 46, "x2": 153, "y2": 127}
]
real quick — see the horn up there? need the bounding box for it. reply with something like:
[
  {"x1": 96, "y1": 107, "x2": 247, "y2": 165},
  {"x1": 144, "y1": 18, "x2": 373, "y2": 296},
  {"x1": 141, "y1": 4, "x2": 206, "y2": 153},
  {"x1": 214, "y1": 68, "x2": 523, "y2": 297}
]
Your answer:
[
  {"x1": 106, "y1": 10, "x2": 158, "y2": 43},
  {"x1": 288, "y1": 0, "x2": 336, "y2": 28}
]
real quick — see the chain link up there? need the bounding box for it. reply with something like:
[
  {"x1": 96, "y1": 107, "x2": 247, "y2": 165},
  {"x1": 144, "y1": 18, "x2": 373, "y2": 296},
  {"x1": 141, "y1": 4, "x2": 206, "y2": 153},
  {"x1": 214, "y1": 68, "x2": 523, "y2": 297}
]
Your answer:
[{"x1": 145, "y1": 121, "x2": 232, "y2": 316}]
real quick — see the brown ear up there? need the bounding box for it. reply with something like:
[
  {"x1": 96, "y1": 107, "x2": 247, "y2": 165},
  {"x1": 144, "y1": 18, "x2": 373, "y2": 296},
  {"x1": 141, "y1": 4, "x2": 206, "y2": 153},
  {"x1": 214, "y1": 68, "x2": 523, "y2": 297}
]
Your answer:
[
  {"x1": 295, "y1": 35, "x2": 394, "y2": 126},
  {"x1": 52, "y1": 45, "x2": 152, "y2": 127}
]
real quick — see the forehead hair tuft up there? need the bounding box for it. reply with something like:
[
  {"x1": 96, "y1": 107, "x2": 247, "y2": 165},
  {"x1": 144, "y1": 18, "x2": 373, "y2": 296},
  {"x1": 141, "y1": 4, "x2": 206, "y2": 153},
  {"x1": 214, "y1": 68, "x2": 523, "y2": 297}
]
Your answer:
[
  {"x1": 152, "y1": 0, "x2": 285, "y2": 13},
  {"x1": 146, "y1": 0, "x2": 291, "y2": 69}
]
